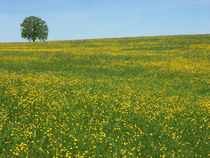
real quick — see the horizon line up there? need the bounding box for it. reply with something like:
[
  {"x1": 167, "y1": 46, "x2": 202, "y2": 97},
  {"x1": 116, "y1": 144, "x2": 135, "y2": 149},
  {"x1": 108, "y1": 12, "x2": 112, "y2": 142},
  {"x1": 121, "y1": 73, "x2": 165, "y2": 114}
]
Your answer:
[{"x1": 0, "y1": 33, "x2": 209, "y2": 44}]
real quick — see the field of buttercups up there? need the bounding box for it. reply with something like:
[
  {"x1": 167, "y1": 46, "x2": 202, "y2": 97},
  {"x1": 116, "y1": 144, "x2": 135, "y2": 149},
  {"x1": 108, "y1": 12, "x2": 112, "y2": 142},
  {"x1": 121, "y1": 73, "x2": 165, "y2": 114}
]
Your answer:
[{"x1": 0, "y1": 34, "x2": 209, "y2": 157}]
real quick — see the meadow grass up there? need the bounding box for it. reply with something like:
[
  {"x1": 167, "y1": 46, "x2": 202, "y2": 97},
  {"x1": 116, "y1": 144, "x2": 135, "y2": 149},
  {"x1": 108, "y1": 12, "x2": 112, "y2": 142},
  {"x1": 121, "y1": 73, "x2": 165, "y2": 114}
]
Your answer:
[{"x1": 0, "y1": 34, "x2": 209, "y2": 157}]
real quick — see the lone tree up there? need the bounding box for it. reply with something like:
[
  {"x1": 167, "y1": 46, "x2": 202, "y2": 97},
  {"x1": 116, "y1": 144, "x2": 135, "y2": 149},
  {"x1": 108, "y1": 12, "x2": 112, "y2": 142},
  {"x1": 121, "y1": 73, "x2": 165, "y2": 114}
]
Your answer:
[{"x1": 20, "y1": 16, "x2": 48, "y2": 42}]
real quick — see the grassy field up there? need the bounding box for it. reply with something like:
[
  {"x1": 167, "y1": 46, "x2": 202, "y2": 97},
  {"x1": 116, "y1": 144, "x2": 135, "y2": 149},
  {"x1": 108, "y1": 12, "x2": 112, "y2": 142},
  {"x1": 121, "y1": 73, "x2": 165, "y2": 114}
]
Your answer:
[{"x1": 0, "y1": 34, "x2": 209, "y2": 157}]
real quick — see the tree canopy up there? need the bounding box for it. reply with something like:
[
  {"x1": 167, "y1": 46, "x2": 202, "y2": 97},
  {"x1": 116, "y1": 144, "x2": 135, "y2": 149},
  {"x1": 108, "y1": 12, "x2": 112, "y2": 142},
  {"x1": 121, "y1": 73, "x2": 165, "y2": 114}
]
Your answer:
[{"x1": 20, "y1": 16, "x2": 48, "y2": 42}]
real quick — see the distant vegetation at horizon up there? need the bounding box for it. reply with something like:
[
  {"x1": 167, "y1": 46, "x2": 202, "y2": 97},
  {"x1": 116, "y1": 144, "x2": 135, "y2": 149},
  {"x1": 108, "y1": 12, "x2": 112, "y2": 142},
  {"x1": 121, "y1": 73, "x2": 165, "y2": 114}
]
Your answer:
[{"x1": 1, "y1": 33, "x2": 210, "y2": 43}]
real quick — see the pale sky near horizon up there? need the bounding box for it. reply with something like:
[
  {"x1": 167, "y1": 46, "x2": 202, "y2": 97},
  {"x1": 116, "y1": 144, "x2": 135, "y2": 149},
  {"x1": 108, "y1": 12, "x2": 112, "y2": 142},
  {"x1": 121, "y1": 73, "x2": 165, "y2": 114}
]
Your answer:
[{"x1": 0, "y1": 0, "x2": 209, "y2": 42}]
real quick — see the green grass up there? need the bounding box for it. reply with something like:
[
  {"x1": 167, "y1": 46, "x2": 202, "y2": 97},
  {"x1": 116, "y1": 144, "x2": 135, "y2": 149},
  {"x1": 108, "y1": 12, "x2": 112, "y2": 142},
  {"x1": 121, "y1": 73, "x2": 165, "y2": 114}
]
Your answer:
[{"x1": 0, "y1": 34, "x2": 209, "y2": 157}]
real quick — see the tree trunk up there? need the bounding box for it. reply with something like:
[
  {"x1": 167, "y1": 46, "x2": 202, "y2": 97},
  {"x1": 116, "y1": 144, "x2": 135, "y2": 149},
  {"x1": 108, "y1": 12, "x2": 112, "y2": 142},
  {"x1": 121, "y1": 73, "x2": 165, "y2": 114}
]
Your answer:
[{"x1": 32, "y1": 36, "x2": 36, "y2": 42}]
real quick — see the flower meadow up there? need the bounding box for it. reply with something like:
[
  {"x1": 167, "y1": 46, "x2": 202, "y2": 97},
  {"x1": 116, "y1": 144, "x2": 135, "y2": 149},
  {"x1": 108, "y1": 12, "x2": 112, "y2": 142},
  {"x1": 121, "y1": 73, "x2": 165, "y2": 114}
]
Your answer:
[{"x1": 0, "y1": 34, "x2": 209, "y2": 157}]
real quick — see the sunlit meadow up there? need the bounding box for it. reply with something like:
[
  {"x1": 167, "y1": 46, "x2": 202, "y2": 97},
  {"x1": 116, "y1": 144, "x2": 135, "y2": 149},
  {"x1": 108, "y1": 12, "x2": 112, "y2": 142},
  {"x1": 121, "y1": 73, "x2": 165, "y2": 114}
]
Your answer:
[{"x1": 0, "y1": 34, "x2": 209, "y2": 157}]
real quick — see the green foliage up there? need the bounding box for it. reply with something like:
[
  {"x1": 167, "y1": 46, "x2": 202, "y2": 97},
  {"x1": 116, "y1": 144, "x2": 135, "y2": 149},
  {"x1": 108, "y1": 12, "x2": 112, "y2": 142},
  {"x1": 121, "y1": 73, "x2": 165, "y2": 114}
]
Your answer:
[{"x1": 20, "y1": 16, "x2": 48, "y2": 42}]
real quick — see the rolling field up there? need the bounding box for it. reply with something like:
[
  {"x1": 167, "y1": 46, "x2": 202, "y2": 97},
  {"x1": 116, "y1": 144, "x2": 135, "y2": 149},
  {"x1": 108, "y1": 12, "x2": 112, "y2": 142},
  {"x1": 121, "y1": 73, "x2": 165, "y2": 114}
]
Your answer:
[{"x1": 0, "y1": 34, "x2": 209, "y2": 157}]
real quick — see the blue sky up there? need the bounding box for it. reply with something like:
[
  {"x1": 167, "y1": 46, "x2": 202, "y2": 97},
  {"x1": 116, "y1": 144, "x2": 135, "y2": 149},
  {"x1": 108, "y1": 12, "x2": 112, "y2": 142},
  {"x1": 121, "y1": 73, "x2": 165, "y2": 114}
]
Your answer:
[{"x1": 0, "y1": 0, "x2": 210, "y2": 42}]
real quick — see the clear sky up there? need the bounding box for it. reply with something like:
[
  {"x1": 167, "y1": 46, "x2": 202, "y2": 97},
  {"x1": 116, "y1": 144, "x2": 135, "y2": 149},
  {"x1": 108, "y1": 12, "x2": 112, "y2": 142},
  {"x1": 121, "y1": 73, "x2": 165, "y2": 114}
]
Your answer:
[{"x1": 0, "y1": 0, "x2": 210, "y2": 42}]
